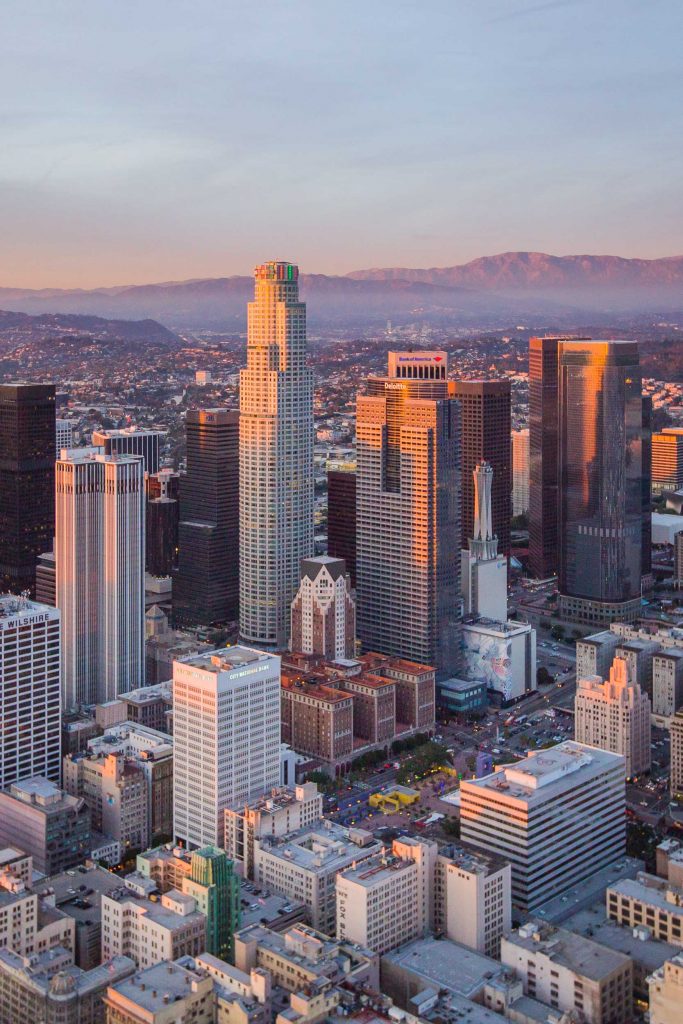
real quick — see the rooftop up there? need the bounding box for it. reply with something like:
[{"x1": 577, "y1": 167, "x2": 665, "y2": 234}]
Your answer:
[
  {"x1": 439, "y1": 842, "x2": 509, "y2": 878},
  {"x1": 608, "y1": 873, "x2": 683, "y2": 914},
  {"x1": 0, "y1": 594, "x2": 57, "y2": 622},
  {"x1": 107, "y1": 960, "x2": 209, "y2": 1012},
  {"x1": 461, "y1": 741, "x2": 624, "y2": 806},
  {"x1": 181, "y1": 646, "x2": 279, "y2": 674},
  {"x1": 258, "y1": 821, "x2": 381, "y2": 873},
  {"x1": 339, "y1": 854, "x2": 416, "y2": 888},
  {"x1": 381, "y1": 936, "x2": 500, "y2": 999},
  {"x1": 564, "y1": 904, "x2": 678, "y2": 971},
  {"x1": 34, "y1": 864, "x2": 124, "y2": 923},
  {"x1": 510, "y1": 921, "x2": 632, "y2": 980}
]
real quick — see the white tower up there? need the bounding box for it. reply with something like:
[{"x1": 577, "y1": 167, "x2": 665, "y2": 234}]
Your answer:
[
  {"x1": 0, "y1": 594, "x2": 62, "y2": 788},
  {"x1": 462, "y1": 461, "x2": 508, "y2": 622},
  {"x1": 56, "y1": 448, "x2": 145, "y2": 707},
  {"x1": 173, "y1": 646, "x2": 281, "y2": 849},
  {"x1": 239, "y1": 262, "x2": 314, "y2": 647}
]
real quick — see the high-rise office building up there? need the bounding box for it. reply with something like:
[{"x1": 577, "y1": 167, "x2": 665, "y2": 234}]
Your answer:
[
  {"x1": 183, "y1": 846, "x2": 241, "y2": 962},
  {"x1": 461, "y1": 461, "x2": 508, "y2": 623},
  {"x1": 528, "y1": 337, "x2": 562, "y2": 578},
  {"x1": 0, "y1": 383, "x2": 56, "y2": 595},
  {"x1": 146, "y1": 468, "x2": 180, "y2": 577},
  {"x1": 652, "y1": 428, "x2": 683, "y2": 495},
  {"x1": 174, "y1": 409, "x2": 239, "y2": 627},
  {"x1": 557, "y1": 340, "x2": 643, "y2": 626},
  {"x1": 55, "y1": 418, "x2": 73, "y2": 451},
  {"x1": 56, "y1": 448, "x2": 145, "y2": 708},
  {"x1": 239, "y1": 262, "x2": 314, "y2": 647},
  {"x1": 326, "y1": 458, "x2": 357, "y2": 586},
  {"x1": 173, "y1": 647, "x2": 281, "y2": 850},
  {"x1": 290, "y1": 556, "x2": 355, "y2": 660},
  {"x1": 642, "y1": 395, "x2": 653, "y2": 580},
  {"x1": 511, "y1": 428, "x2": 530, "y2": 517},
  {"x1": 575, "y1": 657, "x2": 651, "y2": 778},
  {"x1": 454, "y1": 379, "x2": 511, "y2": 557},
  {"x1": 0, "y1": 594, "x2": 61, "y2": 789},
  {"x1": 461, "y1": 741, "x2": 625, "y2": 911},
  {"x1": 356, "y1": 351, "x2": 461, "y2": 678},
  {"x1": 35, "y1": 550, "x2": 56, "y2": 606},
  {"x1": 91, "y1": 427, "x2": 165, "y2": 475}
]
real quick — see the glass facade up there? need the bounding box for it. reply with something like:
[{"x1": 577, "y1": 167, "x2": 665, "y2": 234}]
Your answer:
[{"x1": 558, "y1": 341, "x2": 642, "y2": 606}]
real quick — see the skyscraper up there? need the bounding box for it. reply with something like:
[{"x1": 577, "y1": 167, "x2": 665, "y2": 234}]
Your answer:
[
  {"x1": 173, "y1": 647, "x2": 281, "y2": 850},
  {"x1": 56, "y1": 448, "x2": 145, "y2": 707},
  {"x1": 575, "y1": 656, "x2": 651, "y2": 778},
  {"x1": 557, "y1": 340, "x2": 643, "y2": 626},
  {"x1": 174, "y1": 410, "x2": 238, "y2": 626},
  {"x1": 461, "y1": 461, "x2": 508, "y2": 623},
  {"x1": 0, "y1": 383, "x2": 56, "y2": 595},
  {"x1": 356, "y1": 351, "x2": 461, "y2": 678},
  {"x1": 0, "y1": 594, "x2": 61, "y2": 789},
  {"x1": 290, "y1": 556, "x2": 355, "y2": 659},
  {"x1": 239, "y1": 262, "x2": 314, "y2": 647},
  {"x1": 454, "y1": 380, "x2": 511, "y2": 556},
  {"x1": 651, "y1": 428, "x2": 683, "y2": 495},
  {"x1": 642, "y1": 396, "x2": 652, "y2": 579},
  {"x1": 146, "y1": 468, "x2": 180, "y2": 577},
  {"x1": 327, "y1": 458, "x2": 357, "y2": 586},
  {"x1": 528, "y1": 336, "x2": 590, "y2": 579},
  {"x1": 91, "y1": 427, "x2": 165, "y2": 475},
  {"x1": 183, "y1": 847, "x2": 241, "y2": 962},
  {"x1": 511, "y1": 428, "x2": 530, "y2": 517}
]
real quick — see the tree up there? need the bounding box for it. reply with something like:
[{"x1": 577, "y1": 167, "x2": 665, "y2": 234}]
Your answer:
[{"x1": 537, "y1": 666, "x2": 553, "y2": 687}]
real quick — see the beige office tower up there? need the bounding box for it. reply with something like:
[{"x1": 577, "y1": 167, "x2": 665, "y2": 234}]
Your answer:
[
  {"x1": 239, "y1": 262, "x2": 314, "y2": 647},
  {"x1": 356, "y1": 352, "x2": 461, "y2": 678},
  {"x1": 511, "y1": 427, "x2": 530, "y2": 516},
  {"x1": 56, "y1": 448, "x2": 145, "y2": 707},
  {"x1": 574, "y1": 657, "x2": 651, "y2": 778}
]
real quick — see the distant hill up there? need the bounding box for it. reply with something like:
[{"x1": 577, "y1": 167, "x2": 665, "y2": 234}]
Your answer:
[
  {"x1": 2, "y1": 252, "x2": 682, "y2": 329},
  {"x1": 0, "y1": 310, "x2": 180, "y2": 351}
]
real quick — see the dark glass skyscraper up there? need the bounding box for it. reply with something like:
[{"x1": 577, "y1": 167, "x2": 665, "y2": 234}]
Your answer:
[
  {"x1": 173, "y1": 409, "x2": 239, "y2": 627},
  {"x1": 327, "y1": 459, "x2": 357, "y2": 587},
  {"x1": 557, "y1": 340, "x2": 643, "y2": 626},
  {"x1": 0, "y1": 383, "x2": 56, "y2": 595},
  {"x1": 146, "y1": 469, "x2": 180, "y2": 577},
  {"x1": 454, "y1": 380, "x2": 511, "y2": 557}
]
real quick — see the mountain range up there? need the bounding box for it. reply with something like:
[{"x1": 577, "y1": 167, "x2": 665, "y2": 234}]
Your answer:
[{"x1": 2, "y1": 252, "x2": 682, "y2": 329}]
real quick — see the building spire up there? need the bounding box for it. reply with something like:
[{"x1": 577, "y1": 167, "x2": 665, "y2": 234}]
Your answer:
[{"x1": 469, "y1": 461, "x2": 499, "y2": 561}]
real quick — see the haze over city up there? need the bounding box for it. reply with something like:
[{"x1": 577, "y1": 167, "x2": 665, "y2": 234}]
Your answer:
[{"x1": 2, "y1": 0, "x2": 682, "y2": 287}]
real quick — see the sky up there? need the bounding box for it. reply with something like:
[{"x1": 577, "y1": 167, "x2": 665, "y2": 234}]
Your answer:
[{"x1": 1, "y1": 0, "x2": 682, "y2": 288}]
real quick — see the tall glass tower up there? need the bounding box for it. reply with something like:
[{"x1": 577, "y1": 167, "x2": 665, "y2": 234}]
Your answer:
[
  {"x1": 557, "y1": 340, "x2": 643, "y2": 626},
  {"x1": 239, "y1": 262, "x2": 314, "y2": 646},
  {"x1": 356, "y1": 351, "x2": 461, "y2": 678}
]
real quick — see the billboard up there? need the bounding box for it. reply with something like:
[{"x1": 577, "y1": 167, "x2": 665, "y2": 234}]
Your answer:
[{"x1": 462, "y1": 631, "x2": 513, "y2": 700}]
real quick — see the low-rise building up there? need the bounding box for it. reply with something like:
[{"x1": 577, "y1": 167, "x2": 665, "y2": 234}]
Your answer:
[
  {"x1": 461, "y1": 617, "x2": 537, "y2": 703},
  {"x1": 0, "y1": 777, "x2": 91, "y2": 876},
  {"x1": 501, "y1": 920, "x2": 633, "y2": 1024},
  {"x1": 652, "y1": 649, "x2": 683, "y2": 722},
  {"x1": 119, "y1": 682, "x2": 173, "y2": 733},
  {"x1": 280, "y1": 672, "x2": 354, "y2": 767},
  {"x1": 576, "y1": 631, "x2": 621, "y2": 684},
  {"x1": 607, "y1": 873, "x2": 683, "y2": 946},
  {"x1": 224, "y1": 784, "x2": 323, "y2": 879},
  {"x1": 0, "y1": 946, "x2": 135, "y2": 1024},
  {"x1": 648, "y1": 952, "x2": 683, "y2": 1024},
  {"x1": 233, "y1": 922, "x2": 379, "y2": 994},
  {"x1": 104, "y1": 958, "x2": 215, "y2": 1024},
  {"x1": 380, "y1": 934, "x2": 503, "y2": 1005},
  {"x1": 253, "y1": 822, "x2": 382, "y2": 935},
  {"x1": 101, "y1": 878, "x2": 206, "y2": 969}
]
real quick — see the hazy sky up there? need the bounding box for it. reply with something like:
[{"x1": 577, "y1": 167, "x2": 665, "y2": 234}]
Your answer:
[{"x1": 1, "y1": 0, "x2": 682, "y2": 287}]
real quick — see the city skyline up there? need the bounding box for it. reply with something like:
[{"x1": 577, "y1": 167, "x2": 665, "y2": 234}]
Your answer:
[{"x1": 1, "y1": 1, "x2": 682, "y2": 288}]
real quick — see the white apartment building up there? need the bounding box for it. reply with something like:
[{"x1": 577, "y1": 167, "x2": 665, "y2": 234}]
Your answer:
[
  {"x1": 648, "y1": 952, "x2": 683, "y2": 1024},
  {"x1": 224, "y1": 783, "x2": 323, "y2": 878},
  {"x1": 501, "y1": 921, "x2": 633, "y2": 1024},
  {"x1": 511, "y1": 428, "x2": 529, "y2": 516},
  {"x1": 253, "y1": 821, "x2": 383, "y2": 935},
  {"x1": 460, "y1": 741, "x2": 626, "y2": 911},
  {"x1": 434, "y1": 843, "x2": 511, "y2": 957},
  {"x1": 173, "y1": 647, "x2": 281, "y2": 849},
  {"x1": 239, "y1": 262, "x2": 314, "y2": 647},
  {"x1": 0, "y1": 595, "x2": 61, "y2": 789},
  {"x1": 574, "y1": 657, "x2": 651, "y2": 777},
  {"x1": 101, "y1": 881, "x2": 206, "y2": 969},
  {"x1": 336, "y1": 836, "x2": 437, "y2": 955},
  {"x1": 56, "y1": 448, "x2": 145, "y2": 707},
  {"x1": 290, "y1": 556, "x2": 355, "y2": 660}
]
